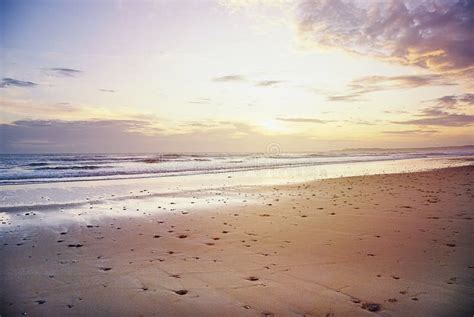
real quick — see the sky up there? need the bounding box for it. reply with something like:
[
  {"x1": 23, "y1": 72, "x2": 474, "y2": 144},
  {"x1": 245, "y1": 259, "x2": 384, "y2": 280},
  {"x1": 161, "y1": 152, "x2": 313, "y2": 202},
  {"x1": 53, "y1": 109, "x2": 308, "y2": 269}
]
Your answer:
[{"x1": 0, "y1": 0, "x2": 473, "y2": 153}]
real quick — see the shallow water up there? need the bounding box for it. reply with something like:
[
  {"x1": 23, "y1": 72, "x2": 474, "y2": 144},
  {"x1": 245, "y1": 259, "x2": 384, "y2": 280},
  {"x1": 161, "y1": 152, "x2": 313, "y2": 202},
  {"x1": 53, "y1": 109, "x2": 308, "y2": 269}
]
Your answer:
[
  {"x1": 2, "y1": 147, "x2": 473, "y2": 185},
  {"x1": 1, "y1": 155, "x2": 473, "y2": 209}
]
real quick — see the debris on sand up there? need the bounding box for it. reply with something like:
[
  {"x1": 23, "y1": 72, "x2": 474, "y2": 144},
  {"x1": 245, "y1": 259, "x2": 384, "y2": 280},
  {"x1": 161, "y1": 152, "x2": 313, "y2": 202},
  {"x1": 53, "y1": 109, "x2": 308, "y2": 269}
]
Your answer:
[{"x1": 361, "y1": 302, "x2": 381, "y2": 312}]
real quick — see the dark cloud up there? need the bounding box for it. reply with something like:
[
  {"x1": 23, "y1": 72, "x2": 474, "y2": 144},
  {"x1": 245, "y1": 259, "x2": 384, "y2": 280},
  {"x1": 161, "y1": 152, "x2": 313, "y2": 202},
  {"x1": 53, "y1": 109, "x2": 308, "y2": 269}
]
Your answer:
[
  {"x1": 297, "y1": 0, "x2": 474, "y2": 73},
  {"x1": 460, "y1": 93, "x2": 474, "y2": 105},
  {"x1": 431, "y1": 93, "x2": 474, "y2": 107},
  {"x1": 418, "y1": 107, "x2": 449, "y2": 117},
  {"x1": 0, "y1": 78, "x2": 37, "y2": 88},
  {"x1": 415, "y1": 93, "x2": 474, "y2": 120},
  {"x1": 393, "y1": 92, "x2": 474, "y2": 127},
  {"x1": 326, "y1": 74, "x2": 454, "y2": 102},
  {"x1": 0, "y1": 120, "x2": 155, "y2": 153},
  {"x1": 0, "y1": 119, "x2": 340, "y2": 153},
  {"x1": 277, "y1": 117, "x2": 332, "y2": 124},
  {"x1": 212, "y1": 75, "x2": 245, "y2": 82},
  {"x1": 433, "y1": 95, "x2": 458, "y2": 107},
  {"x1": 45, "y1": 68, "x2": 82, "y2": 77},
  {"x1": 256, "y1": 80, "x2": 283, "y2": 87}
]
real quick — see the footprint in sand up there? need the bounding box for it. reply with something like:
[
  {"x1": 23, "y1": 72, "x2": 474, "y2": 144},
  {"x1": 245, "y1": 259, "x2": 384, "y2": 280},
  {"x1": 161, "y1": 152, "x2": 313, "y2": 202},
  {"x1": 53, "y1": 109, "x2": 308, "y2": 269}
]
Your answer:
[{"x1": 174, "y1": 290, "x2": 188, "y2": 295}]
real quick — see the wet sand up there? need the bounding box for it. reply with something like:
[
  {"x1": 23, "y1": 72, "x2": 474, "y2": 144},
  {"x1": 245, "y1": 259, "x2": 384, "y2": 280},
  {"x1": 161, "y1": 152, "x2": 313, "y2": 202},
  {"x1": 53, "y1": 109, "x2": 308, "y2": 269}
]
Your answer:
[{"x1": 1, "y1": 166, "x2": 473, "y2": 316}]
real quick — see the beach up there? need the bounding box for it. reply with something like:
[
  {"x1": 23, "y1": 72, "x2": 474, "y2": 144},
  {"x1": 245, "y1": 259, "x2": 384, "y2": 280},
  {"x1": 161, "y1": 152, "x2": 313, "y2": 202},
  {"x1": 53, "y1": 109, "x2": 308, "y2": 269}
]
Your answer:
[
  {"x1": 3, "y1": 0, "x2": 473, "y2": 315},
  {"x1": 1, "y1": 159, "x2": 473, "y2": 316}
]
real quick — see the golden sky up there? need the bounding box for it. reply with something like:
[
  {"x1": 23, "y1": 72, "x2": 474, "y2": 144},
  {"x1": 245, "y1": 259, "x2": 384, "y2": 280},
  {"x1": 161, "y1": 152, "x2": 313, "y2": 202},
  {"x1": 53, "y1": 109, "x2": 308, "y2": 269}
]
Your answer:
[{"x1": 1, "y1": 0, "x2": 473, "y2": 153}]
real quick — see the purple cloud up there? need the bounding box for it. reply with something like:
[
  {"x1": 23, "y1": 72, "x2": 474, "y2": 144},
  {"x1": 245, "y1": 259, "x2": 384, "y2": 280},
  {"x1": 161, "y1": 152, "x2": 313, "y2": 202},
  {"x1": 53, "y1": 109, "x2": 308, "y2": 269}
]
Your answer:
[
  {"x1": 297, "y1": 0, "x2": 474, "y2": 72},
  {"x1": 326, "y1": 74, "x2": 454, "y2": 102},
  {"x1": 0, "y1": 78, "x2": 37, "y2": 88},
  {"x1": 393, "y1": 113, "x2": 474, "y2": 127},
  {"x1": 45, "y1": 68, "x2": 82, "y2": 77}
]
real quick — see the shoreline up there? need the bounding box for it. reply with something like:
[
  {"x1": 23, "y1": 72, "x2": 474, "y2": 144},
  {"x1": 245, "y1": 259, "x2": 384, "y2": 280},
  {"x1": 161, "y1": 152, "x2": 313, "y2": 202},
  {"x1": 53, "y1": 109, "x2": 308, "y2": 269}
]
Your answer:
[
  {"x1": 2, "y1": 155, "x2": 474, "y2": 187},
  {"x1": 1, "y1": 165, "x2": 473, "y2": 316},
  {"x1": 1, "y1": 156, "x2": 472, "y2": 211}
]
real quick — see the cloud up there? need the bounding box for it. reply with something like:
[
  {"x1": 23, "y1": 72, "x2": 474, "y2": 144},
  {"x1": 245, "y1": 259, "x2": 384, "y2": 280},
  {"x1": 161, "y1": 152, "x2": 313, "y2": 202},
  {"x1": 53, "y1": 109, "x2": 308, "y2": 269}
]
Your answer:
[
  {"x1": 0, "y1": 78, "x2": 37, "y2": 88},
  {"x1": 0, "y1": 120, "x2": 152, "y2": 153},
  {"x1": 383, "y1": 129, "x2": 438, "y2": 135},
  {"x1": 212, "y1": 75, "x2": 246, "y2": 82},
  {"x1": 344, "y1": 119, "x2": 376, "y2": 126},
  {"x1": 0, "y1": 119, "x2": 358, "y2": 153},
  {"x1": 99, "y1": 89, "x2": 115, "y2": 93},
  {"x1": 326, "y1": 73, "x2": 455, "y2": 102},
  {"x1": 393, "y1": 114, "x2": 474, "y2": 127},
  {"x1": 416, "y1": 93, "x2": 474, "y2": 118},
  {"x1": 392, "y1": 92, "x2": 474, "y2": 127},
  {"x1": 188, "y1": 98, "x2": 212, "y2": 104},
  {"x1": 277, "y1": 117, "x2": 332, "y2": 124},
  {"x1": 326, "y1": 94, "x2": 362, "y2": 102},
  {"x1": 2, "y1": 118, "x2": 471, "y2": 153},
  {"x1": 0, "y1": 98, "x2": 158, "y2": 123},
  {"x1": 431, "y1": 93, "x2": 474, "y2": 107},
  {"x1": 183, "y1": 122, "x2": 219, "y2": 128},
  {"x1": 0, "y1": 99, "x2": 82, "y2": 118},
  {"x1": 460, "y1": 93, "x2": 474, "y2": 105},
  {"x1": 351, "y1": 74, "x2": 454, "y2": 90},
  {"x1": 384, "y1": 110, "x2": 410, "y2": 114},
  {"x1": 44, "y1": 68, "x2": 82, "y2": 77},
  {"x1": 212, "y1": 75, "x2": 286, "y2": 88},
  {"x1": 297, "y1": 0, "x2": 474, "y2": 73},
  {"x1": 256, "y1": 80, "x2": 283, "y2": 87}
]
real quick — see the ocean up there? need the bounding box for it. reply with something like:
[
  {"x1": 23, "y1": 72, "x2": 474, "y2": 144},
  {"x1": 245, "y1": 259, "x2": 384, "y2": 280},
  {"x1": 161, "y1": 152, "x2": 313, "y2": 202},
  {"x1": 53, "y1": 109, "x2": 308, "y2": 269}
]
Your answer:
[{"x1": 2, "y1": 146, "x2": 473, "y2": 185}]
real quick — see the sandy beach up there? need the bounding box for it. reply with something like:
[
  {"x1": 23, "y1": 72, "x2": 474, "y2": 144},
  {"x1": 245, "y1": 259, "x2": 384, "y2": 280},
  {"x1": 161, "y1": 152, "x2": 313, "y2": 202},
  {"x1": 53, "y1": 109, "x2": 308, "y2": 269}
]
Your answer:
[
  {"x1": 1, "y1": 165, "x2": 473, "y2": 316},
  {"x1": 3, "y1": 0, "x2": 474, "y2": 315}
]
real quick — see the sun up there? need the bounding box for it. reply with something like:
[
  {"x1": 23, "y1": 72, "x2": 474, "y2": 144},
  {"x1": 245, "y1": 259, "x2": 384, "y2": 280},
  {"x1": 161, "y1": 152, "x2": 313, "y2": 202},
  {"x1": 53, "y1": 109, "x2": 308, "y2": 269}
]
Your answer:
[{"x1": 257, "y1": 119, "x2": 287, "y2": 134}]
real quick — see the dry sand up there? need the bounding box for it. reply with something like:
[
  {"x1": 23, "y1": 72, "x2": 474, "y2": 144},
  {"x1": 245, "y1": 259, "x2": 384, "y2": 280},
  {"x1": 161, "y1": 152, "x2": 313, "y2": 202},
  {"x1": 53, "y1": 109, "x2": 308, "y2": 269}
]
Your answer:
[{"x1": 1, "y1": 166, "x2": 473, "y2": 316}]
